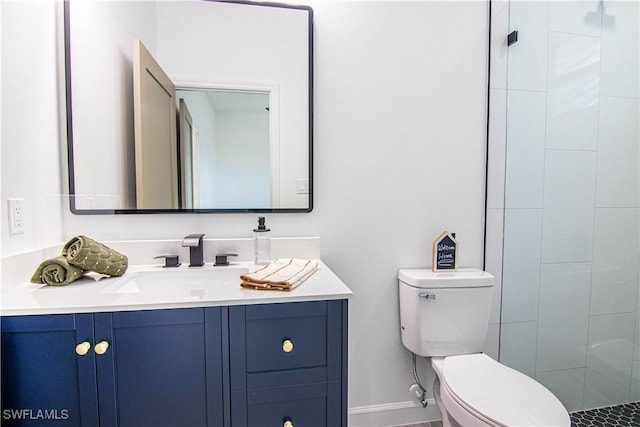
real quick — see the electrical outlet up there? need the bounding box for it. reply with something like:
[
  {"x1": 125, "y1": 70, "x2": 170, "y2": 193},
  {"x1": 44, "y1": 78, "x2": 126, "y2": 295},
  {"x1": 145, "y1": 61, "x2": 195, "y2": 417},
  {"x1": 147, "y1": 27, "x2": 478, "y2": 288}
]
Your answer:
[{"x1": 8, "y1": 198, "x2": 25, "y2": 234}]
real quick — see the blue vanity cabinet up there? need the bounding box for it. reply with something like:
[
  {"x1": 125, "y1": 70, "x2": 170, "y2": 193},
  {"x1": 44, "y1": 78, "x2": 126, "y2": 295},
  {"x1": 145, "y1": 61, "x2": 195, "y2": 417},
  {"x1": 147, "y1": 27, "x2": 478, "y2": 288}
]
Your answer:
[
  {"x1": 1, "y1": 313, "x2": 99, "y2": 426},
  {"x1": 93, "y1": 308, "x2": 226, "y2": 427},
  {"x1": 229, "y1": 300, "x2": 349, "y2": 427},
  {"x1": 1, "y1": 307, "x2": 227, "y2": 427},
  {"x1": 2, "y1": 299, "x2": 348, "y2": 426}
]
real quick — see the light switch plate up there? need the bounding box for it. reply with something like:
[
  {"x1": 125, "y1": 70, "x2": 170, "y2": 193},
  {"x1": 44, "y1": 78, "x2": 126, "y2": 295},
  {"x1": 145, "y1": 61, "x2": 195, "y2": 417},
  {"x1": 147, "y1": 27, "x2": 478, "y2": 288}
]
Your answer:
[{"x1": 296, "y1": 179, "x2": 309, "y2": 194}]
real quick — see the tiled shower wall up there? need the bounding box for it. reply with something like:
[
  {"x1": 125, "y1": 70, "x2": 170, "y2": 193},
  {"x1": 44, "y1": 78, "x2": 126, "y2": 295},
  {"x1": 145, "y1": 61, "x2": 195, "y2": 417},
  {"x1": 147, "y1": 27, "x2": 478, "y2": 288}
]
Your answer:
[{"x1": 487, "y1": 0, "x2": 640, "y2": 413}]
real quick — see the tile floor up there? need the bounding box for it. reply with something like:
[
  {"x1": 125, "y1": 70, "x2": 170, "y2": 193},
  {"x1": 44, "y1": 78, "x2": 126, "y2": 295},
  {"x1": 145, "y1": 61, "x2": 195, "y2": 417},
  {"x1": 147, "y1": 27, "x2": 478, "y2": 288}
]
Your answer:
[
  {"x1": 570, "y1": 401, "x2": 640, "y2": 427},
  {"x1": 396, "y1": 401, "x2": 640, "y2": 427}
]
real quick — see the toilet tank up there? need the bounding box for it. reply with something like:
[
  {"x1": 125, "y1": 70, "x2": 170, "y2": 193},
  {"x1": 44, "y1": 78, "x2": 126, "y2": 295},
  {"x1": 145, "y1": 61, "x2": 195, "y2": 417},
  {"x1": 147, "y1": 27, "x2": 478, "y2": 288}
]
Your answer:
[{"x1": 399, "y1": 268, "x2": 494, "y2": 357}]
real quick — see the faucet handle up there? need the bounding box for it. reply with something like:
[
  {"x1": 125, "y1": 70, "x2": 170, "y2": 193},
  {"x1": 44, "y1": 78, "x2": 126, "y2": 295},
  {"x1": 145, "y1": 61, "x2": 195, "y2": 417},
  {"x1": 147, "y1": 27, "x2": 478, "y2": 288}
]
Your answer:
[
  {"x1": 182, "y1": 234, "x2": 205, "y2": 247},
  {"x1": 154, "y1": 255, "x2": 181, "y2": 268},
  {"x1": 214, "y1": 253, "x2": 238, "y2": 266}
]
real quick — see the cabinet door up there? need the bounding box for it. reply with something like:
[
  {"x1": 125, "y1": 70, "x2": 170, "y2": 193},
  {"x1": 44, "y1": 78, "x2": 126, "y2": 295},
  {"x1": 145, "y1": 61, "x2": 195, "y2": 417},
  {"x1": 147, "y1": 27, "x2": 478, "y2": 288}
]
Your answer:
[
  {"x1": 1, "y1": 314, "x2": 98, "y2": 427},
  {"x1": 94, "y1": 307, "x2": 226, "y2": 427}
]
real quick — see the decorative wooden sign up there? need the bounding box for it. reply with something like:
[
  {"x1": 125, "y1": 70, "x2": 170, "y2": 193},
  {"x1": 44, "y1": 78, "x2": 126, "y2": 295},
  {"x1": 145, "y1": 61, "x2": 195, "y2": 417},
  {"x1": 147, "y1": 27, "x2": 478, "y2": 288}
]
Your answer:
[{"x1": 432, "y1": 231, "x2": 457, "y2": 272}]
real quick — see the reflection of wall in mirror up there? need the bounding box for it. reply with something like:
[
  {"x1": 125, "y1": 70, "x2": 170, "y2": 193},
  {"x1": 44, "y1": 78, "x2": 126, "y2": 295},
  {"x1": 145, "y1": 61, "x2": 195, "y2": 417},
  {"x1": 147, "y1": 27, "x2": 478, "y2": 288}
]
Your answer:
[
  {"x1": 177, "y1": 90, "x2": 271, "y2": 209},
  {"x1": 70, "y1": 1, "x2": 157, "y2": 209},
  {"x1": 215, "y1": 110, "x2": 270, "y2": 209}
]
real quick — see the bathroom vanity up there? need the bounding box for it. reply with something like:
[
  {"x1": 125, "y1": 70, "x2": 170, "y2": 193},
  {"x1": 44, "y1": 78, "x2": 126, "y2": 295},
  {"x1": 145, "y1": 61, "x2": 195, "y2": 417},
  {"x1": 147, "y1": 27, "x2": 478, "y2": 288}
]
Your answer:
[{"x1": 1, "y1": 262, "x2": 351, "y2": 427}]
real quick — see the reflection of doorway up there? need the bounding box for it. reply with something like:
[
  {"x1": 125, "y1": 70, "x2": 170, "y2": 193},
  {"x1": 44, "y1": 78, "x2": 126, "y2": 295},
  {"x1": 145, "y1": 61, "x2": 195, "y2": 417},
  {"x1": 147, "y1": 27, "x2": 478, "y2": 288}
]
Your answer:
[
  {"x1": 175, "y1": 86, "x2": 278, "y2": 208},
  {"x1": 133, "y1": 38, "x2": 178, "y2": 209},
  {"x1": 179, "y1": 99, "x2": 195, "y2": 209}
]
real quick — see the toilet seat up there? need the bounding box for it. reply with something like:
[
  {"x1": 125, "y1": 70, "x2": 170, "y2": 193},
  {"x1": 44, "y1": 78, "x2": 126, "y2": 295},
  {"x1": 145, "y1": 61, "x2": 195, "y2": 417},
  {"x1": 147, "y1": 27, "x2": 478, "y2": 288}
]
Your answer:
[{"x1": 432, "y1": 354, "x2": 570, "y2": 427}]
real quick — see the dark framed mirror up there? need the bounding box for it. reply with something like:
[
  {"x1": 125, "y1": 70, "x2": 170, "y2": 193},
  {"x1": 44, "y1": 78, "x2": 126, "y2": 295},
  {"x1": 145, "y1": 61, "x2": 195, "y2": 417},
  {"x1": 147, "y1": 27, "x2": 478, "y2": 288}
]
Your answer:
[{"x1": 64, "y1": 0, "x2": 313, "y2": 214}]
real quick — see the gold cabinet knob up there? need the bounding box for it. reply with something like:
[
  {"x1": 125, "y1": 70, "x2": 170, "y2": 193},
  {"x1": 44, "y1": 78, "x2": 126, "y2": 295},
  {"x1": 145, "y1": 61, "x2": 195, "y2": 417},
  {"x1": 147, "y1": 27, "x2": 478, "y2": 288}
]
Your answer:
[
  {"x1": 75, "y1": 341, "x2": 91, "y2": 356},
  {"x1": 283, "y1": 420, "x2": 293, "y2": 427},
  {"x1": 94, "y1": 340, "x2": 109, "y2": 355},
  {"x1": 282, "y1": 339, "x2": 294, "y2": 353}
]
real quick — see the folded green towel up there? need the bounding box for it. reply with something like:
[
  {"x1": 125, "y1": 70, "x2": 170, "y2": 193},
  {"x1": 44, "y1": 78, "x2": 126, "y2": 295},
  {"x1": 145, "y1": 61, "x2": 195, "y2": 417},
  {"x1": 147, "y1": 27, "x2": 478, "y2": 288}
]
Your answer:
[
  {"x1": 62, "y1": 235, "x2": 128, "y2": 277},
  {"x1": 30, "y1": 256, "x2": 86, "y2": 286}
]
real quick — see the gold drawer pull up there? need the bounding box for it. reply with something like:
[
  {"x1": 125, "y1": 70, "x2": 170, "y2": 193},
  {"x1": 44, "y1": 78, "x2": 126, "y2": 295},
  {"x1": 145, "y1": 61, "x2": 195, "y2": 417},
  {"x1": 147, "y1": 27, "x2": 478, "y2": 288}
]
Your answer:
[
  {"x1": 94, "y1": 340, "x2": 109, "y2": 355},
  {"x1": 75, "y1": 341, "x2": 91, "y2": 356},
  {"x1": 284, "y1": 419, "x2": 293, "y2": 427},
  {"x1": 282, "y1": 339, "x2": 294, "y2": 353}
]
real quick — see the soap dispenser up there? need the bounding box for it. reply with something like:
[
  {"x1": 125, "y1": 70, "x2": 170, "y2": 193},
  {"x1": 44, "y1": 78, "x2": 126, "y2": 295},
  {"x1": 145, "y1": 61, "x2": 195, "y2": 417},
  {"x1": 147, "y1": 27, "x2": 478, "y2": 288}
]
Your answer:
[{"x1": 253, "y1": 216, "x2": 271, "y2": 265}]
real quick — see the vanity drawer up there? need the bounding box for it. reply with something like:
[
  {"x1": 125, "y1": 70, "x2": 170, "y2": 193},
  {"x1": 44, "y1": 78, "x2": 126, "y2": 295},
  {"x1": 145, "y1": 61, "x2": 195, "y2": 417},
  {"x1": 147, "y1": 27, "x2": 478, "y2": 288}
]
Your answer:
[
  {"x1": 248, "y1": 393, "x2": 326, "y2": 427},
  {"x1": 246, "y1": 380, "x2": 342, "y2": 427},
  {"x1": 245, "y1": 301, "x2": 327, "y2": 373}
]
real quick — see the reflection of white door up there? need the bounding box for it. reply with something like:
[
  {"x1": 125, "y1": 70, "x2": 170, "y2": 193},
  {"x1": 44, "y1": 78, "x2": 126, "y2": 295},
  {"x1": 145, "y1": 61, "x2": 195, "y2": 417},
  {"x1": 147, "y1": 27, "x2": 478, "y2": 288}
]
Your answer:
[
  {"x1": 179, "y1": 99, "x2": 195, "y2": 209},
  {"x1": 191, "y1": 127, "x2": 201, "y2": 208},
  {"x1": 133, "y1": 39, "x2": 178, "y2": 209}
]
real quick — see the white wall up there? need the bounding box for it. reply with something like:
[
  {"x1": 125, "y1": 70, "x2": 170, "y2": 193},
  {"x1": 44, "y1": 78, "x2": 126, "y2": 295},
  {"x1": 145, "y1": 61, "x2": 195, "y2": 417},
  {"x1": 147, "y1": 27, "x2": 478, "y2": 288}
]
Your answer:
[
  {"x1": 1, "y1": 0, "x2": 65, "y2": 255},
  {"x1": 311, "y1": 3, "x2": 488, "y2": 421},
  {"x1": 1, "y1": 1, "x2": 489, "y2": 424}
]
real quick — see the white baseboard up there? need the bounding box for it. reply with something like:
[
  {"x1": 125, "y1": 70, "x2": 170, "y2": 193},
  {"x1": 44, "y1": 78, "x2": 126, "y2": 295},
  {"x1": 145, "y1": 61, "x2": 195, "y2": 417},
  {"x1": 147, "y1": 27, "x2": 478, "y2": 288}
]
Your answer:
[{"x1": 348, "y1": 399, "x2": 441, "y2": 427}]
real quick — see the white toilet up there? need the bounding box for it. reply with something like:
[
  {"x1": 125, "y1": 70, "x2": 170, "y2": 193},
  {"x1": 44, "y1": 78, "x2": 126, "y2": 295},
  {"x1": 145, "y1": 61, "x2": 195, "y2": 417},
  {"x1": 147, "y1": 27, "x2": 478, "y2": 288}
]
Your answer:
[{"x1": 399, "y1": 268, "x2": 570, "y2": 427}]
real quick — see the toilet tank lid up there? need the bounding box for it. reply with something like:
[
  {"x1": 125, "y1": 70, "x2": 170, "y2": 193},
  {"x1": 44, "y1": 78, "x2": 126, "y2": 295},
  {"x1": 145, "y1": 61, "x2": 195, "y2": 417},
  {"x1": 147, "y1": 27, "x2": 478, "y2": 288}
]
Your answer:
[{"x1": 398, "y1": 268, "x2": 494, "y2": 288}]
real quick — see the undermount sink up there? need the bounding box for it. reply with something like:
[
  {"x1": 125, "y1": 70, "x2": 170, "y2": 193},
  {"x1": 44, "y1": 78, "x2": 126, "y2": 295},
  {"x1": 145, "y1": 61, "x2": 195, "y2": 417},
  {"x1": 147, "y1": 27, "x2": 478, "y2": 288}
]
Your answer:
[{"x1": 100, "y1": 267, "x2": 250, "y2": 295}]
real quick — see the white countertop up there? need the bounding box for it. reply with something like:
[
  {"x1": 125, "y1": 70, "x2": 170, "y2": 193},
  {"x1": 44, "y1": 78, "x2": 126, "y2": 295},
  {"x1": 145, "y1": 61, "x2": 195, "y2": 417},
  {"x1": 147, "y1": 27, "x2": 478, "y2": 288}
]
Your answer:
[{"x1": 0, "y1": 261, "x2": 352, "y2": 316}]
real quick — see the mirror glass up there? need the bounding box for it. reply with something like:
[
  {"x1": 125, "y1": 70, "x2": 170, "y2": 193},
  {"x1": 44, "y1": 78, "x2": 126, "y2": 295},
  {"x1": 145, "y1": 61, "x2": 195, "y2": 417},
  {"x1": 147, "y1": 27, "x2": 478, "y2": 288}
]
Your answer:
[{"x1": 65, "y1": 0, "x2": 313, "y2": 213}]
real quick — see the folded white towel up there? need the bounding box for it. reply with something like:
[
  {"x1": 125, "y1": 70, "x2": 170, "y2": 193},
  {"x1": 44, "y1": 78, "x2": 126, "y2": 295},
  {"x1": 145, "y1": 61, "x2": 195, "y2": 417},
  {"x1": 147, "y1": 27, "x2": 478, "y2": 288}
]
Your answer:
[{"x1": 240, "y1": 258, "x2": 319, "y2": 291}]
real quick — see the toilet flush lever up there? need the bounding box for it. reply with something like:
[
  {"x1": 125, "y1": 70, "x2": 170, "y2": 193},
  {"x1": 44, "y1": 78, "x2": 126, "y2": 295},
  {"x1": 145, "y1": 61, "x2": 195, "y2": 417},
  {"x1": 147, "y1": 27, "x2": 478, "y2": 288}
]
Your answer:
[{"x1": 419, "y1": 293, "x2": 436, "y2": 300}]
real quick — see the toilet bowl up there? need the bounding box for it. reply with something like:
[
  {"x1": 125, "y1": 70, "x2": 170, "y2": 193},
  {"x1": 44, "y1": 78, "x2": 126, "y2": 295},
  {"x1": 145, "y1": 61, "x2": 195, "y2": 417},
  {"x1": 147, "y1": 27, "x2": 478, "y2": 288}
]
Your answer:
[
  {"x1": 431, "y1": 354, "x2": 570, "y2": 427},
  {"x1": 398, "y1": 268, "x2": 570, "y2": 427}
]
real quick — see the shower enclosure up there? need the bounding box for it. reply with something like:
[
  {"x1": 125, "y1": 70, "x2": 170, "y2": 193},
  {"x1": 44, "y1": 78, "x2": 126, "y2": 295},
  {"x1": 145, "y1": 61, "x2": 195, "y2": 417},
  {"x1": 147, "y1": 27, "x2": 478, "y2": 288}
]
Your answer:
[{"x1": 487, "y1": 0, "x2": 639, "y2": 414}]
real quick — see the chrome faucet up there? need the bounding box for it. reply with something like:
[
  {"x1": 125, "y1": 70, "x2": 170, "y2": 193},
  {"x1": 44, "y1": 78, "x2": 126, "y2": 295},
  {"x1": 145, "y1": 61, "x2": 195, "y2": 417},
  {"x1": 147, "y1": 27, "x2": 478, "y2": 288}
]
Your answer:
[{"x1": 182, "y1": 234, "x2": 205, "y2": 267}]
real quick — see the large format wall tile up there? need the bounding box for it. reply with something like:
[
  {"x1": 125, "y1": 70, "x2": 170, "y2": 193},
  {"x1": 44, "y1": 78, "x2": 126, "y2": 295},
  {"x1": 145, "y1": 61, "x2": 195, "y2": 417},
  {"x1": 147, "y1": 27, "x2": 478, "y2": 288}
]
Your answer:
[
  {"x1": 490, "y1": 0, "x2": 509, "y2": 90},
  {"x1": 507, "y1": 1, "x2": 549, "y2": 92},
  {"x1": 549, "y1": 0, "x2": 602, "y2": 37},
  {"x1": 498, "y1": 0, "x2": 639, "y2": 412},
  {"x1": 600, "y1": 0, "x2": 639, "y2": 98},
  {"x1": 634, "y1": 308, "x2": 640, "y2": 361},
  {"x1": 500, "y1": 321, "x2": 538, "y2": 378},
  {"x1": 537, "y1": 263, "x2": 591, "y2": 372},
  {"x1": 487, "y1": 88, "x2": 507, "y2": 210},
  {"x1": 596, "y1": 96, "x2": 639, "y2": 208},
  {"x1": 537, "y1": 368, "x2": 586, "y2": 412},
  {"x1": 631, "y1": 360, "x2": 640, "y2": 401},
  {"x1": 591, "y1": 208, "x2": 639, "y2": 315},
  {"x1": 505, "y1": 90, "x2": 546, "y2": 209},
  {"x1": 485, "y1": 208, "x2": 504, "y2": 325},
  {"x1": 484, "y1": 324, "x2": 500, "y2": 361},
  {"x1": 502, "y1": 209, "x2": 542, "y2": 323},
  {"x1": 546, "y1": 32, "x2": 600, "y2": 151},
  {"x1": 584, "y1": 313, "x2": 635, "y2": 408},
  {"x1": 541, "y1": 150, "x2": 597, "y2": 263}
]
